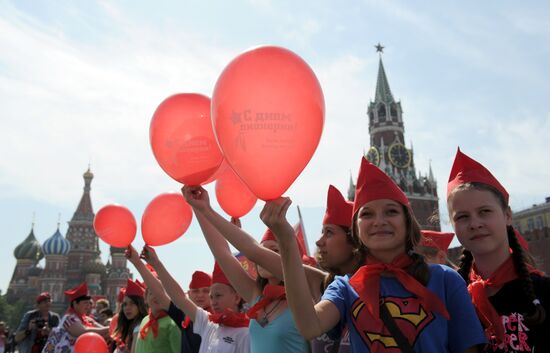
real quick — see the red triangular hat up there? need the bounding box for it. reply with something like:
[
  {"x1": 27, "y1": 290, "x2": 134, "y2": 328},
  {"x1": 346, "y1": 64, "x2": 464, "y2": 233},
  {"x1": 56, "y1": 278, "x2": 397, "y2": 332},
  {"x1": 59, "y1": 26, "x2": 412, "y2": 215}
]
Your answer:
[
  {"x1": 447, "y1": 148, "x2": 509, "y2": 203},
  {"x1": 352, "y1": 157, "x2": 410, "y2": 218},
  {"x1": 125, "y1": 279, "x2": 145, "y2": 297},
  {"x1": 261, "y1": 229, "x2": 276, "y2": 243},
  {"x1": 420, "y1": 231, "x2": 455, "y2": 253},
  {"x1": 64, "y1": 282, "x2": 89, "y2": 302},
  {"x1": 189, "y1": 271, "x2": 212, "y2": 289},
  {"x1": 117, "y1": 287, "x2": 126, "y2": 303},
  {"x1": 323, "y1": 185, "x2": 353, "y2": 227},
  {"x1": 212, "y1": 261, "x2": 232, "y2": 286}
]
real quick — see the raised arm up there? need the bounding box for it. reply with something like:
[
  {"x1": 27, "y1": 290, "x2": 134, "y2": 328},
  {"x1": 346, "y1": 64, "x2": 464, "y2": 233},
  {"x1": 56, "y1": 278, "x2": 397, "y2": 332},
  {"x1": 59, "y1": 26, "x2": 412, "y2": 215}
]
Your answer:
[
  {"x1": 182, "y1": 185, "x2": 326, "y2": 298},
  {"x1": 261, "y1": 198, "x2": 340, "y2": 339},
  {"x1": 139, "y1": 245, "x2": 199, "y2": 322},
  {"x1": 125, "y1": 245, "x2": 171, "y2": 311},
  {"x1": 182, "y1": 186, "x2": 258, "y2": 303}
]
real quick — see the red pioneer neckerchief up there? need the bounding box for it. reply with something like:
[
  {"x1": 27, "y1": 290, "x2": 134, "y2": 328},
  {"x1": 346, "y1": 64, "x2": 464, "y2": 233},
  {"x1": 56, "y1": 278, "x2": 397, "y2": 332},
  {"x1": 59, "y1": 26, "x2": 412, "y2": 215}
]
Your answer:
[
  {"x1": 246, "y1": 284, "x2": 286, "y2": 320},
  {"x1": 349, "y1": 253, "x2": 450, "y2": 331},
  {"x1": 66, "y1": 308, "x2": 95, "y2": 328},
  {"x1": 208, "y1": 309, "x2": 250, "y2": 328},
  {"x1": 468, "y1": 255, "x2": 543, "y2": 343},
  {"x1": 139, "y1": 310, "x2": 168, "y2": 340}
]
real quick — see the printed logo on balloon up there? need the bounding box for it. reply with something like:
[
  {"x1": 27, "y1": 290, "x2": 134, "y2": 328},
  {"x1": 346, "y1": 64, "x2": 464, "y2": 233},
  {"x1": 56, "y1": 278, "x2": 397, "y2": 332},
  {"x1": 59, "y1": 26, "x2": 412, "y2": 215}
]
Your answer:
[{"x1": 212, "y1": 46, "x2": 325, "y2": 200}]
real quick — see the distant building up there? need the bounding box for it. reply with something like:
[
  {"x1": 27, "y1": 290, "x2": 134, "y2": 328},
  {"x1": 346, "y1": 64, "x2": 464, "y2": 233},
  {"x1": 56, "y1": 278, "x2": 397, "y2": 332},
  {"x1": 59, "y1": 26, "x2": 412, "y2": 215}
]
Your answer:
[
  {"x1": 513, "y1": 197, "x2": 550, "y2": 274},
  {"x1": 7, "y1": 169, "x2": 131, "y2": 312},
  {"x1": 348, "y1": 46, "x2": 440, "y2": 230}
]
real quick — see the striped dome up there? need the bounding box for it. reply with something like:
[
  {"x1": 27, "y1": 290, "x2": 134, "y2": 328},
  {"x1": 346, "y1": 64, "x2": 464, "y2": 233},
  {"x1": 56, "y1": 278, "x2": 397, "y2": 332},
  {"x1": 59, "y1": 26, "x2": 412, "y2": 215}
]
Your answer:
[
  {"x1": 14, "y1": 228, "x2": 44, "y2": 261},
  {"x1": 42, "y1": 227, "x2": 71, "y2": 256}
]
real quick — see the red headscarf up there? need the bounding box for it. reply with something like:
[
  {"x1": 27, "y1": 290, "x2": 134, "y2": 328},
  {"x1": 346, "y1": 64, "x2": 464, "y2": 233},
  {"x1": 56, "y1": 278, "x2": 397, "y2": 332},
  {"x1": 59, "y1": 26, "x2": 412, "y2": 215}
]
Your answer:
[
  {"x1": 139, "y1": 310, "x2": 168, "y2": 340},
  {"x1": 246, "y1": 285, "x2": 286, "y2": 320},
  {"x1": 209, "y1": 309, "x2": 250, "y2": 328},
  {"x1": 349, "y1": 254, "x2": 449, "y2": 333},
  {"x1": 468, "y1": 256, "x2": 544, "y2": 343}
]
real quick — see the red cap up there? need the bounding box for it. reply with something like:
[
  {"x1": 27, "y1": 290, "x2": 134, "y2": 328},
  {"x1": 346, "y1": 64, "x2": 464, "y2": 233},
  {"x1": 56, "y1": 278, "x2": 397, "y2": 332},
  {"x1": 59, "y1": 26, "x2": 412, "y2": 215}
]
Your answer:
[
  {"x1": 36, "y1": 292, "x2": 51, "y2": 303},
  {"x1": 189, "y1": 271, "x2": 212, "y2": 289},
  {"x1": 117, "y1": 287, "x2": 126, "y2": 303},
  {"x1": 420, "y1": 231, "x2": 455, "y2": 253},
  {"x1": 261, "y1": 229, "x2": 276, "y2": 243},
  {"x1": 323, "y1": 185, "x2": 353, "y2": 227},
  {"x1": 64, "y1": 282, "x2": 89, "y2": 302},
  {"x1": 261, "y1": 226, "x2": 310, "y2": 264},
  {"x1": 447, "y1": 148, "x2": 509, "y2": 204},
  {"x1": 125, "y1": 279, "x2": 145, "y2": 298},
  {"x1": 212, "y1": 262, "x2": 231, "y2": 286},
  {"x1": 352, "y1": 157, "x2": 410, "y2": 218}
]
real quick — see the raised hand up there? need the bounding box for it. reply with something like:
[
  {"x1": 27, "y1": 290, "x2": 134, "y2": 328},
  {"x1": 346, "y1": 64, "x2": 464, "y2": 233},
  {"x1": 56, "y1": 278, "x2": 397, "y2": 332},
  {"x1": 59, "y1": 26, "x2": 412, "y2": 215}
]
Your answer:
[
  {"x1": 140, "y1": 245, "x2": 161, "y2": 268},
  {"x1": 181, "y1": 185, "x2": 211, "y2": 212},
  {"x1": 125, "y1": 245, "x2": 141, "y2": 264},
  {"x1": 260, "y1": 197, "x2": 293, "y2": 237}
]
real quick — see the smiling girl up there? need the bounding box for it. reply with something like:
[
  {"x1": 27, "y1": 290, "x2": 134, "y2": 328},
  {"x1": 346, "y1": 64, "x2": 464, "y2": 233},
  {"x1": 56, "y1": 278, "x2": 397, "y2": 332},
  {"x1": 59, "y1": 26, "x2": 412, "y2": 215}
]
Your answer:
[{"x1": 447, "y1": 148, "x2": 550, "y2": 353}]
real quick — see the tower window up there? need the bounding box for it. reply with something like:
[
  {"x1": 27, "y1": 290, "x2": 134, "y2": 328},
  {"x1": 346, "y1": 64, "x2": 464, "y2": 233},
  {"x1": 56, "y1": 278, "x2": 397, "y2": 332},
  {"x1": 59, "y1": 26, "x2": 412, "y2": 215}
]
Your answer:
[
  {"x1": 390, "y1": 104, "x2": 398, "y2": 120},
  {"x1": 378, "y1": 104, "x2": 386, "y2": 122}
]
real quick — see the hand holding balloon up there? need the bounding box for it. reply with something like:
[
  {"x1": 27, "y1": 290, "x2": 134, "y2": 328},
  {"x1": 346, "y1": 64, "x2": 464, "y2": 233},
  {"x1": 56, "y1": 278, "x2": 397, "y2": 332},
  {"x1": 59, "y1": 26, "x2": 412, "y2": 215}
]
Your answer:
[
  {"x1": 259, "y1": 198, "x2": 294, "y2": 239},
  {"x1": 181, "y1": 185, "x2": 211, "y2": 212},
  {"x1": 140, "y1": 245, "x2": 161, "y2": 268},
  {"x1": 125, "y1": 245, "x2": 141, "y2": 265}
]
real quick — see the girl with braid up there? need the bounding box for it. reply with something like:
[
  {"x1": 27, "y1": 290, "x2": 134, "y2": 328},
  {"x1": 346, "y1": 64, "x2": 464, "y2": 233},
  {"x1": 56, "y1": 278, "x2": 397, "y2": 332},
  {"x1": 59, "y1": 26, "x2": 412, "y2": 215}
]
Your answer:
[
  {"x1": 447, "y1": 148, "x2": 550, "y2": 353},
  {"x1": 264, "y1": 157, "x2": 486, "y2": 353}
]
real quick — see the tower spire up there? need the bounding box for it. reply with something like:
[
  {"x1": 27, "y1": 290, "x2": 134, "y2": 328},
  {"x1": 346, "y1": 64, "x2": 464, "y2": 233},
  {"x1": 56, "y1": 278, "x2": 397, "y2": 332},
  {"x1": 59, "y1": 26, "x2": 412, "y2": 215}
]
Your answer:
[
  {"x1": 374, "y1": 43, "x2": 395, "y2": 104},
  {"x1": 72, "y1": 167, "x2": 95, "y2": 222}
]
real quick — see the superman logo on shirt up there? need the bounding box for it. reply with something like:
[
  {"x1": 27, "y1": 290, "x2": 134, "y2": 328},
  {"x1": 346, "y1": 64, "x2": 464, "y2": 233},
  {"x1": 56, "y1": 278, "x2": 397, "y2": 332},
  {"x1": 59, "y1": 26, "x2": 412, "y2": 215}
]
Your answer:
[{"x1": 350, "y1": 296, "x2": 435, "y2": 352}]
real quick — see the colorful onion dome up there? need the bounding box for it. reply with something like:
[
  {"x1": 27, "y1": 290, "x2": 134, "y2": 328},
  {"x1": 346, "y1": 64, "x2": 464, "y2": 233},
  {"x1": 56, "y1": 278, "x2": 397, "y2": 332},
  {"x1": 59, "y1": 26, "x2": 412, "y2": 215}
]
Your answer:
[
  {"x1": 42, "y1": 226, "x2": 71, "y2": 256},
  {"x1": 14, "y1": 227, "x2": 44, "y2": 261}
]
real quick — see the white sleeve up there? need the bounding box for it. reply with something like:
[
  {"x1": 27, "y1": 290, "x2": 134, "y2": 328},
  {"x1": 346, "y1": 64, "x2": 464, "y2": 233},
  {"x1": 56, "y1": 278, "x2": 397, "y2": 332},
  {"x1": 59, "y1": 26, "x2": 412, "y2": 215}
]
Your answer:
[
  {"x1": 192, "y1": 307, "x2": 215, "y2": 338},
  {"x1": 236, "y1": 329, "x2": 251, "y2": 353}
]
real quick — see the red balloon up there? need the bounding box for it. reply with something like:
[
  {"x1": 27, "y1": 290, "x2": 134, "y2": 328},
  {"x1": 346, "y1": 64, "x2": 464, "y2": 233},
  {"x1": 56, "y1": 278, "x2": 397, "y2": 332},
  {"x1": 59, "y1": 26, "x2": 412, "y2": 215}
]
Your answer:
[
  {"x1": 141, "y1": 193, "x2": 193, "y2": 246},
  {"x1": 94, "y1": 204, "x2": 136, "y2": 248},
  {"x1": 201, "y1": 159, "x2": 229, "y2": 185},
  {"x1": 150, "y1": 93, "x2": 223, "y2": 185},
  {"x1": 74, "y1": 332, "x2": 108, "y2": 353},
  {"x1": 215, "y1": 169, "x2": 257, "y2": 218},
  {"x1": 212, "y1": 46, "x2": 324, "y2": 200}
]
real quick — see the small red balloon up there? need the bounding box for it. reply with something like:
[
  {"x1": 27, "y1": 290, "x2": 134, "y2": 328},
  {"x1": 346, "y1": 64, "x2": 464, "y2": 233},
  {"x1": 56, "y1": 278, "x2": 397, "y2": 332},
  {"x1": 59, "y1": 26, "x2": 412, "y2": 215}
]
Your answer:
[
  {"x1": 74, "y1": 332, "x2": 108, "y2": 353},
  {"x1": 212, "y1": 46, "x2": 325, "y2": 200},
  {"x1": 150, "y1": 93, "x2": 223, "y2": 185},
  {"x1": 94, "y1": 205, "x2": 136, "y2": 248},
  {"x1": 215, "y1": 168, "x2": 257, "y2": 218},
  {"x1": 141, "y1": 193, "x2": 193, "y2": 246}
]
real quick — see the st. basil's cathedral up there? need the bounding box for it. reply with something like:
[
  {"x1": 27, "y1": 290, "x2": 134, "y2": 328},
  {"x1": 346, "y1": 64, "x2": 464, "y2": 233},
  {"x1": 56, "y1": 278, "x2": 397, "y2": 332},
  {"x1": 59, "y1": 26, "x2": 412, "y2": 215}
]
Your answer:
[{"x1": 6, "y1": 168, "x2": 132, "y2": 312}]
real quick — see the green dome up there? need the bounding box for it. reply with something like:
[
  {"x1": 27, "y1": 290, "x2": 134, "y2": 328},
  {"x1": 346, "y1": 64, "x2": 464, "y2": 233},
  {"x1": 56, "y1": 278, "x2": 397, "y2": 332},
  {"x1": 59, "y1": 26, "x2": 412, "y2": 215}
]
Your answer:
[{"x1": 14, "y1": 228, "x2": 44, "y2": 261}]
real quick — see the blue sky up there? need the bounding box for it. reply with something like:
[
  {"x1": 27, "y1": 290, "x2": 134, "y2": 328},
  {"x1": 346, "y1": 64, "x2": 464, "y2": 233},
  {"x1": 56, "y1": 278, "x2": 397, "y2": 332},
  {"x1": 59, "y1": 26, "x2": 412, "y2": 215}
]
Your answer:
[{"x1": 1, "y1": 0, "x2": 549, "y2": 293}]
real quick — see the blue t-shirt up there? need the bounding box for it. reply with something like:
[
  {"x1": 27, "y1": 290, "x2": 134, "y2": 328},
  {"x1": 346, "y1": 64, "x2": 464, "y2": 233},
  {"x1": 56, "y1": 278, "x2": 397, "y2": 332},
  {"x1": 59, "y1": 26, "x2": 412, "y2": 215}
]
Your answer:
[
  {"x1": 249, "y1": 298, "x2": 309, "y2": 353},
  {"x1": 322, "y1": 264, "x2": 486, "y2": 353}
]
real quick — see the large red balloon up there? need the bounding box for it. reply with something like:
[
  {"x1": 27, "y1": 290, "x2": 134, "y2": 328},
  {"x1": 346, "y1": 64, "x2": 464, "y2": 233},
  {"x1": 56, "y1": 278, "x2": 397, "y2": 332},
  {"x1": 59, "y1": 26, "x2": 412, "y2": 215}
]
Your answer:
[
  {"x1": 74, "y1": 332, "x2": 108, "y2": 353},
  {"x1": 215, "y1": 169, "x2": 257, "y2": 218},
  {"x1": 150, "y1": 93, "x2": 223, "y2": 185},
  {"x1": 94, "y1": 205, "x2": 136, "y2": 248},
  {"x1": 201, "y1": 159, "x2": 229, "y2": 185},
  {"x1": 141, "y1": 193, "x2": 193, "y2": 246},
  {"x1": 212, "y1": 46, "x2": 325, "y2": 200}
]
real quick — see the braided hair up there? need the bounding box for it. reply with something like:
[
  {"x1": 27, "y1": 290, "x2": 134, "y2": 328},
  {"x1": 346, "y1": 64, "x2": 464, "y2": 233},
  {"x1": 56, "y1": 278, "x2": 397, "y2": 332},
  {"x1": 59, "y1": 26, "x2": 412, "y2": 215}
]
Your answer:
[{"x1": 450, "y1": 182, "x2": 546, "y2": 326}]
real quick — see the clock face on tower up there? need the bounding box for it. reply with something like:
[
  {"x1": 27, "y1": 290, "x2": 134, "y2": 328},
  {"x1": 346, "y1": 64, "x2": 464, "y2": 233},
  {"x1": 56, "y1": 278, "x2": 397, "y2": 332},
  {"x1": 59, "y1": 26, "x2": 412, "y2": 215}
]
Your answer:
[
  {"x1": 366, "y1": 146, "x2": 380, "y2": 166},
  {"x1": 388, "y1": 143, "x2": 411, "y2": 169}
]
